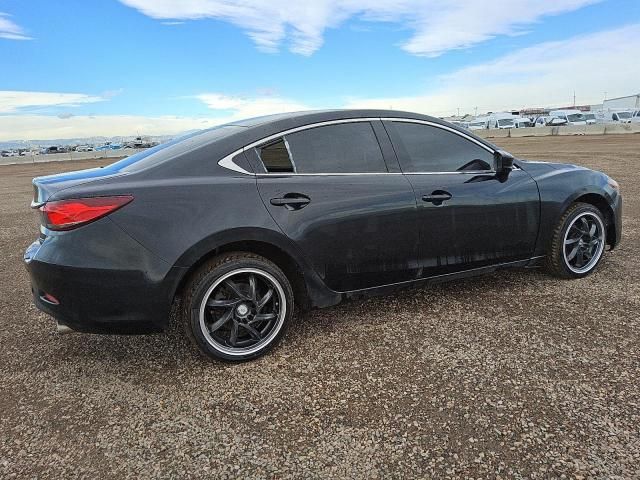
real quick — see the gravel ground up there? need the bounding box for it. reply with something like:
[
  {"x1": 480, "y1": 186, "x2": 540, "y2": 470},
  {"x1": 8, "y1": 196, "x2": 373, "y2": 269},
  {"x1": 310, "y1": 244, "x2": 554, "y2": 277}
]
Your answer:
[{"x1": 1, "y1": 135, "x2": 639, "y2": 479}]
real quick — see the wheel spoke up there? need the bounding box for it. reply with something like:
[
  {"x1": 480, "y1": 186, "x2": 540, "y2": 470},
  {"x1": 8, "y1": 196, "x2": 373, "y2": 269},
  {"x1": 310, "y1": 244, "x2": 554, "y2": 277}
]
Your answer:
[
  {"x1": 206, "y1": 298, "x2": 239, "y2": 308},
  {"x1": 248, "y1": 274, "x2": 257, "y2": 301},
  {"x1": 576, "y1": 248, "x2": 585, "y2": 267},
  {"x1": 566, "y1": 245, "x2": 579, "y2": 261},
  {"x1": 224, "y1": 279, "x2": 247, "y2": 300},
  {"x1": 240, "y1": 323, "x2": 262, "y2": 341},
  {"x1": 565, "y1": 237, "x2": 580, "y2": 245},
  {"x1": 589, "y1": 223, "x2": 597, "y2": 237},
  {"x1": 209, "y1": 309, "x2": 233, "y2": 333},
  {"x1": 256, "y1": 288, "x2": 273, "y2": 311},
  {"x1": 252, "y1": 313, "x2": 276, "y2": 323},
  {"x1": 580, "y1": 217, "x2": 589, "y2": 232},
  {"x1": 228, "y1": 321, "x2": 238, "y2": 346}
]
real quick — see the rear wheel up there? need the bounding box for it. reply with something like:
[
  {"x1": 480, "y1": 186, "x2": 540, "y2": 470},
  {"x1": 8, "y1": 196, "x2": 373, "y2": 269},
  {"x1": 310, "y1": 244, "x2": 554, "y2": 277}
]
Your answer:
[
  {"x1": 545, "y1": 202, "x2": 606, "y2": 279},
  {"x1": 182, "y1": 252, "x2": 294, "y2": 362}
]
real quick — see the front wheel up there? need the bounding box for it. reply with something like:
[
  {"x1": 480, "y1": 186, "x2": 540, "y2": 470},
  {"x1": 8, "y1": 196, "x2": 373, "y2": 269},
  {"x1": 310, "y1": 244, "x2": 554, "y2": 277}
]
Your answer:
[
  {"x1": 545, "y1": 202, "x2": 607, "y2": 279},
  {"x1": 182, "y1": 252, "x2": 294, "y2": 362}
]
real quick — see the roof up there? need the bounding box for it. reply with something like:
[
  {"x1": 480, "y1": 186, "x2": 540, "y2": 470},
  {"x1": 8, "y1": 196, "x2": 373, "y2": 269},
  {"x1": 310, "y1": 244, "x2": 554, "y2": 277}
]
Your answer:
[{"x1": 225, "y1": 109, "x2": 440, "y2": 128}]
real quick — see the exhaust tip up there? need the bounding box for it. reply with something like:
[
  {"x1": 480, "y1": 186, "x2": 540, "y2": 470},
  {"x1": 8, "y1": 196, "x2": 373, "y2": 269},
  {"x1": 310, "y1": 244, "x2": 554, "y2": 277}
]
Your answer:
[{"x1": 56, "y1": 322, "x2": 74, "y2": 334}]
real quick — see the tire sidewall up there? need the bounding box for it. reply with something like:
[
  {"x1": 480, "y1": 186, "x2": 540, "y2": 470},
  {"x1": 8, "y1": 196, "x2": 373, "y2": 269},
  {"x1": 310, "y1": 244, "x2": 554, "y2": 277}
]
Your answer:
[
  {"x1": 186, "y1": 256, "x2": 294, "y2": 362},
  {"x1": 557, "y1": 205, "x2": 606, "y2": 278}
]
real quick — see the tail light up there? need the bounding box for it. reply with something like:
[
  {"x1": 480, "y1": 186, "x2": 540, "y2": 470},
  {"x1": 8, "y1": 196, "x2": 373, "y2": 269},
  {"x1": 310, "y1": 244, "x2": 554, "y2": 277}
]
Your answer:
[{"x1": 40, "y1": 195, "x2": 133, "y2": 231}]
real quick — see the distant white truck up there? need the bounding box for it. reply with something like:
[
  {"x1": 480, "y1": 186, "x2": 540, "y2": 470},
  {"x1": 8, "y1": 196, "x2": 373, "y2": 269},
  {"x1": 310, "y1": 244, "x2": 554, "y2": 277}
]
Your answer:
[
  {"x1": 610, "y1": 111, "x2": 633, "y2": 123},
  {"x1": 487, "y1": 112, "x2": 516, "y2": 129}
]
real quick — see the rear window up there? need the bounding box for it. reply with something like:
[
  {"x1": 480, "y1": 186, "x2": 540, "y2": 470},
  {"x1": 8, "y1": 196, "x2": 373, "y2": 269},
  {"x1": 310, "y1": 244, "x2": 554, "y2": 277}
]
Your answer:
[
  {"x1": 106, "y1": 125, "x2": 244, "y2": 173},
  {"x1": 256, "y1": 122, "x2": 387, "y2": 174}
]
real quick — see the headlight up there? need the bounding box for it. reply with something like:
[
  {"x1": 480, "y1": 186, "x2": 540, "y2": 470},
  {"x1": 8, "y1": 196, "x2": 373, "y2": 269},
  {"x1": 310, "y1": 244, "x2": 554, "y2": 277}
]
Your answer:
[{"x1": 608, "y1": 178, "x2": 620, "y2": 192}]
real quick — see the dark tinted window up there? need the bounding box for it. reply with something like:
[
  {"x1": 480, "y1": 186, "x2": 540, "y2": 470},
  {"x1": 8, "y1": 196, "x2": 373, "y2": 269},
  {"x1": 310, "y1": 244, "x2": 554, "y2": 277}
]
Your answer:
[
  {"x1": 285, "y1": 122, "x2": 386, "y2": 173},
  {"x1": 258, "y1": 139, "x2": 294, "y2": 172},
  {"x1": 392, "y1": 122, "x2": 494, "y2": 172}
]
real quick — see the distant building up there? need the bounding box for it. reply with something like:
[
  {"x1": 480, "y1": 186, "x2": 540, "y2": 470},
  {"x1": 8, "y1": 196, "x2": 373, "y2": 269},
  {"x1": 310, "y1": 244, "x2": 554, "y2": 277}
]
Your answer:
[{"x1": 603, "y1": 93, "x2": 640, "y2": 111}]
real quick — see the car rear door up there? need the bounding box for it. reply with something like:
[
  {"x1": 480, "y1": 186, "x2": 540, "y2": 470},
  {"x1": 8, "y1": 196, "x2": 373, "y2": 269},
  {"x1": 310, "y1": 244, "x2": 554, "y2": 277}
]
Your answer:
[
  {"x1": 248, "y1": 119, "x2": 419, "y2": 292},
  {"x1": 383, "y1": 119, "x2": 540, "y2": 278}
]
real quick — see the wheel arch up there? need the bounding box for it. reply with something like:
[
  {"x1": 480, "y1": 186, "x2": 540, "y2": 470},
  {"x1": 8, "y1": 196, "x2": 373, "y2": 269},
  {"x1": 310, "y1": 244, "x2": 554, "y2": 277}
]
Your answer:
[
  {"x1": 564, "y1": 191, "x2": 616, "y2": 247},
  {"x1": 169, "y1": 228, "x2": 340, "y2": 312}
]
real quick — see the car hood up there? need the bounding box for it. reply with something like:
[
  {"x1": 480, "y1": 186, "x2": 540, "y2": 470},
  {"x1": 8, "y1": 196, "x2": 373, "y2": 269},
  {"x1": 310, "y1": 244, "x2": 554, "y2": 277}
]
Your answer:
[{"x1": 517, "y1": 158, "x2": 589, "y2": 178}]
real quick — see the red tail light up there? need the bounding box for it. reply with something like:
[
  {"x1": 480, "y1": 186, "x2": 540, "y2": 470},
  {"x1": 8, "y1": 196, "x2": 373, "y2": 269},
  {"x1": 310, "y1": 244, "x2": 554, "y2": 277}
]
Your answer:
[{"x1": 40, "y1": 196, "x2": 133, "y2": 231}]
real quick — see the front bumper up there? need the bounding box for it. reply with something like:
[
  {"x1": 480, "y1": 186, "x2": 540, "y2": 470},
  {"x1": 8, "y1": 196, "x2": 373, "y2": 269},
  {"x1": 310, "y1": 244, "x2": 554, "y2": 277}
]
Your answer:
[
  {"x1": 610, "y1": 193, "x2": 622, "y2": 249},
  {"x1": 24, "y1": 219, "x2": 185, "y2": 334}
]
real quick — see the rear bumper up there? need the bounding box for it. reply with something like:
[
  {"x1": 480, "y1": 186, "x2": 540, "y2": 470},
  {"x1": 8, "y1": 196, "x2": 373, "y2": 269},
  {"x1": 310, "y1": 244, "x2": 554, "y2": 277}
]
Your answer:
[{"x1": 24, "y1": 219, "x2": 185, "y2": 334}]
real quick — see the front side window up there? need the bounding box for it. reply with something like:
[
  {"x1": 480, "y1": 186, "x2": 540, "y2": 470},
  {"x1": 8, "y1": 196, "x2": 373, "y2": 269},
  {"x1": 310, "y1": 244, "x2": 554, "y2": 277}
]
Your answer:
[{"x1": 391, "y1": 122, "x2": 494, "y2": 173}]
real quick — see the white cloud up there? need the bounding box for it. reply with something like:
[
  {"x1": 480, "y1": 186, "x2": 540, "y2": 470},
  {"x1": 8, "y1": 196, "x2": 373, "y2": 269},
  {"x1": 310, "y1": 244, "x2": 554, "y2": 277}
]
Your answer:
[
  {"x1": 0, "y1": 114, "x2": 223, "y2": 141},
  {"x1": 196, "y1": 93, "x2": 309, "y2": 119},
  {"x1": 3, "y1": 24, "x2": 637, "y2": 141},
  {"x1": 0, "y1": 91, "x2": 105, "y2": 113},
  {"x1": 344, "y1": 24, "x2": 640, "y2": 115},
  {"x1": 0, "y1": 13, "x2": 30, "y2": 40},
  {"x1": 119, "y1": 0, "x2": 599, "y2": 56}
]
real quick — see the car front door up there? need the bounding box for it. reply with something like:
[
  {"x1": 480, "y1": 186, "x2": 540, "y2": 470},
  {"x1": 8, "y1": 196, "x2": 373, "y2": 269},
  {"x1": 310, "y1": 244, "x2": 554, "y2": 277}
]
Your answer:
[
  {"x1": 383, "y1": 119, "x2": 540, "y2": 278},
  {"x1": 249, "y1": 120, "x2": 420, "y2": 292}
]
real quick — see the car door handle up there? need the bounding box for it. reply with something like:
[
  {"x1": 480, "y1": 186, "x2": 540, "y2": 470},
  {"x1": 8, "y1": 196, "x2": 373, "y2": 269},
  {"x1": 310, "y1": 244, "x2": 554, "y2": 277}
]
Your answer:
[
  {"x1": 270, "y1": 195, "x2": 311, "y2": 210},
  {"x1": 422, "y1": 191, "x2": 452, "y2": 205}
]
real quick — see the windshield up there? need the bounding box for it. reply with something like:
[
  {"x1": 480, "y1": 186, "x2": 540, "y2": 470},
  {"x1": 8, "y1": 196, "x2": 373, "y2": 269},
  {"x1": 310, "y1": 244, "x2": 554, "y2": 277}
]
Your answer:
[
  {"x1": 567, "y1": 113, "x2": 584, "y2": 122},
  {"x1": 617, "y1": 112, "x2": 632, "y2": 119},
  {"x1": 497, "y1": 119, "x2": 514, "y2": 126},
  {"x1": 584, "y1": 114, "x2": 595, "y2": 120}
]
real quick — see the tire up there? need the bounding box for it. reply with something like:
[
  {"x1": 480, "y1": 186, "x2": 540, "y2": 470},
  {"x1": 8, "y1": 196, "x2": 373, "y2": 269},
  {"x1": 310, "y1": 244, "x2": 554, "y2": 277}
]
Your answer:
[
  {"x1": 182, "y1": 252, "x2": 294, "y2": 362},
  {"x1": 545, "y1": 202, "x2": 607, "y2": 279}
]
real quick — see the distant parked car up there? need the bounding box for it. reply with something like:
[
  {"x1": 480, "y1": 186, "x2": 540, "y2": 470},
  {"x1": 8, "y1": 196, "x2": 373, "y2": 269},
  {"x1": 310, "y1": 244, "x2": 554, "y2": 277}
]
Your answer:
[
  {"x1": 549, "y1": 110, "x2": 587, "y2": 126},
  {"x1": 631, "y1": 110, "x2": 640, "y2": 123},
  {"x1": 534, "y1": 116, "x2": 567, "y2": 127},
  {"x1": 468, "y1": 119, "x2": 488, "y2": 130},
  {"x1": 514, "y1": 117, "x2": 534, "y2": 128},
  {"x1": 44, "y1": 146, "x2": 65, "y2": 154},
  {"x1": 583, "y1": 113, "x2": 598, "y2": 125},
  {"x1": 611, "y1": 111, "x2": 633, "y2": 123}
]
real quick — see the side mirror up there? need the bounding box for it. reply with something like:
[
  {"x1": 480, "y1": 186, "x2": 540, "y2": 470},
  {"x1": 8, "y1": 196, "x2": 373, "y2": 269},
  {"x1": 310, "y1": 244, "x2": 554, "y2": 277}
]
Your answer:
[{"x1": 494, "y1": 150, "x2": 514, "y2": 174}]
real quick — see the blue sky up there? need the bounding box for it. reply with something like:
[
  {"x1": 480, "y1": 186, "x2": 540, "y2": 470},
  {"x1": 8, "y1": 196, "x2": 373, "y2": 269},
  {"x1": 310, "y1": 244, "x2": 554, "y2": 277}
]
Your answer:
[{"x1": 0, "y1": 0, "x2": 638, "y2": 140}]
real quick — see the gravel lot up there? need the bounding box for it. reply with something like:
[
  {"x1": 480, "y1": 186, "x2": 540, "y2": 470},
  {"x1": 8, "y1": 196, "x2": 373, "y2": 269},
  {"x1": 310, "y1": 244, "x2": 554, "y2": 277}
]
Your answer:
[{"x1": 1, "y1": 135, "x2": 639, "y2": 479}]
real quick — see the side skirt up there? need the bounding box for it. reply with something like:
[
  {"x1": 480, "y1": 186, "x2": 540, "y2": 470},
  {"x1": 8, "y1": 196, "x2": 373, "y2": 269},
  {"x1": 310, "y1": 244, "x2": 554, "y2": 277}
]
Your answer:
[{"x1": 320, "y1": 257, "x2": 545, "y2": 305}]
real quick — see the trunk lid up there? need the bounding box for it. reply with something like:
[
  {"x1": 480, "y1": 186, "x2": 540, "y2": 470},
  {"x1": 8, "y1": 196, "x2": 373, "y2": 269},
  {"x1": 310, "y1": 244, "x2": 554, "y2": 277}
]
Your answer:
[{"x1": 31, "y1": 166, "x2": 125, "y2": 207}]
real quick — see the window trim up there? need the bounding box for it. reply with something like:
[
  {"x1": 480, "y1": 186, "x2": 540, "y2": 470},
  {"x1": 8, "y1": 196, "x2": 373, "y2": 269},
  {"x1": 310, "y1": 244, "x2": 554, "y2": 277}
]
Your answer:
[{"x1": 217, "y1": 117, "x2": 498, "y2": 176}]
